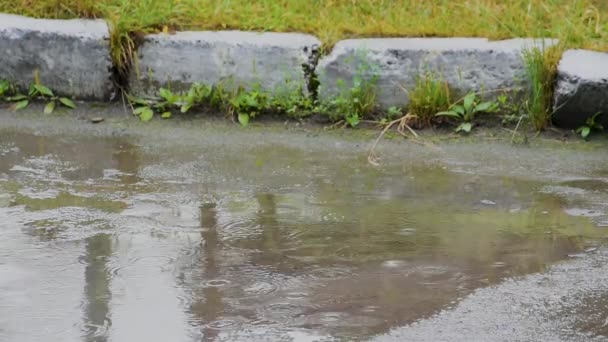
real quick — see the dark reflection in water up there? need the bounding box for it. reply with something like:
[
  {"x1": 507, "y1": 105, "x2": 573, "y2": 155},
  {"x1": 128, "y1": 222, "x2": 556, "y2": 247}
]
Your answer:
[
  {"x1": 192, "y1": 203, "x2": 224, "y2": 342},
  {"x1": 83, "y1": 234, "x2": 112, "y2": 342},
  {"x1": 1, "y1": 128, "x2": 608, "y2": 341},
  {"x1": 112, "y1": 140, "x2": 141, "y2": 185}
]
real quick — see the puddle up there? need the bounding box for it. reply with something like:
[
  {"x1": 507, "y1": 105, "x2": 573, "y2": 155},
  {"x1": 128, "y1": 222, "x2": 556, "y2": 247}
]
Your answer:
[{"x1": 1, "y1": 127, "x2": 608, "y2": 341}]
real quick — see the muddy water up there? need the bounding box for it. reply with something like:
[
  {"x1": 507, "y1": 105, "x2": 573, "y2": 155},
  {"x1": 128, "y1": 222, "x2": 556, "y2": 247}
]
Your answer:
[{"x1": 0, "y1": 124, "x2": 607, "y2": 342}]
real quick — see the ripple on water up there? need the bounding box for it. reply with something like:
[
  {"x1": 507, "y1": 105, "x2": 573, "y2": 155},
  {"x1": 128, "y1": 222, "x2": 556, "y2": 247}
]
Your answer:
[
  {"x1": 204, "y1": 279, "x2": 231, "y2": 287},
  {"x1": 244, "y1": 281, "x2": 277, "y2": 296},
  {"x1": 109, "y1": 255, "x2": 176, "y2": 278},
  {"x1": 205, "y1": 316, "x2": 249, "y2": 330},
  {"x1": 284, "y1": 291, "x2": 309, "y2": 300},
  {"x1": 564, "y1": 208, "x2": 604, "y2": 218},
  {"x1": 206, "y1": 319, "x2": 237, "y2": 329},
  {"x1": 308, "y1": 267, "x2": 354, "y2": 280},
  {"x1": 217, "y1": 217, "x2": 259, "y2": 240},
  {"x1": 82, "y1": 317, "x2": 111, "y2": 339},
  {"x1": 414, "y1": 265, "x2": 450, "y2": 276},
  {"x1": 266, "y1": 302, "x2": 303, "y2": 314}
]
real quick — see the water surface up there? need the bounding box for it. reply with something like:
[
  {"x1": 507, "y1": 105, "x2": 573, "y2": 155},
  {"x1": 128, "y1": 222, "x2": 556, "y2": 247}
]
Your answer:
[{"x1": 1, "y1": 122, "x2": 607, "y2": 341}]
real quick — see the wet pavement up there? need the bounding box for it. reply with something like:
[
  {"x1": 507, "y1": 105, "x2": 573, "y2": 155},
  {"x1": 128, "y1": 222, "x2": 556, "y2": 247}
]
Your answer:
[{"x1": 1, "y1": 108, "x2": 608, "y2": 341}]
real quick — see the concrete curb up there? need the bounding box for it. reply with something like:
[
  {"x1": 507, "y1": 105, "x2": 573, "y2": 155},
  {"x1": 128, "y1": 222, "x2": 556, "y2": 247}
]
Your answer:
[
  {"x1": 316, "y1": 38, "x2": 557, "y2": 109},
  {"x1": 1, "y1": 14, "x2": 608, "y2": 130},
  {"x1": 129, "y1": 31, "x2": 321, "y2": 97},
  {"x1": 552, "y1": 49, "x2": 608, "y2": 128},
  {"x1": 0, "y1": 14, "x2": 114, "y2": 101}
]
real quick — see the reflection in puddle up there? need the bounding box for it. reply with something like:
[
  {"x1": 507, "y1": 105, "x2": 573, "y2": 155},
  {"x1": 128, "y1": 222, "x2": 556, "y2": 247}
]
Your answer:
[{"x1": 0, "y1": 129, "x2": 607, "y2": 341}]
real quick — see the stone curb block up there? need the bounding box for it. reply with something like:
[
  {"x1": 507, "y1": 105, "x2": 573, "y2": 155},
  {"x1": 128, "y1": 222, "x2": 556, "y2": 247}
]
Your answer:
[
  {"x1": 130, "y1": 31, "x2": 321, "y2": 97},
  {"x1": 0, "y1": 14, "x2": 114, "y2": 101},
  {"x1": 317, "y1": 38, "x2": 556, "y2": 109},
  {"x1": 553, "y1": 49, "x2": 608, "y2": 128}
]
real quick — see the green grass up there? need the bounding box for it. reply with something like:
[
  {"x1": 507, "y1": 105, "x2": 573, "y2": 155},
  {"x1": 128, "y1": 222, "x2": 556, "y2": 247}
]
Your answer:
[
  {"x1": 2, "y1": 0, "x2": 607, "y2": 52},
  {"x1": 523, "y1": 45, "x2": 562, "y2": 131}
]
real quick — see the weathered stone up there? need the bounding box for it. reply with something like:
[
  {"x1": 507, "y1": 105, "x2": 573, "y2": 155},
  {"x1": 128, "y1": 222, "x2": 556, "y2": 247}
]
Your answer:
[
  {"x1": 552, "y1": 49, "x2": 608, "y2": 128},
  {"x1": 317, "y1": 38, "x2": 556, "y2": 109},
  {"x1": 0, "y1": 14, "x2": 114, "y2": 100},
  {"x1": 130, "y1": 31, "x2": 321, "y2": 97}
]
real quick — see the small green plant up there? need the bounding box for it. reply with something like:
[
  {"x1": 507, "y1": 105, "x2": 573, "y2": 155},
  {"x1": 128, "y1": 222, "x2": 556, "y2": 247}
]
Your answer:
[
  {"x1": 178, "y1": 83, "x2": 214, "y2": 113},
  {"x1": 271, "y1": 84, "x2": 313, "y2": 118},
  {"x1": 229, "y1": 85, "x2": 269, "y2": 127},
  {"x1": 324, "y1": 74, "x2": 378, "y2": 127},
  {"x1": 127, "y1": 94, "x2": 156, "y2": 121},
  {"x1": 0, "y1": 76, "x2": 75, "y2": 113},
  {"x1": 436, "y1": 92, "x2": 498, "y2": 133},
  {"x1": 320, "y1": 50, "x2": 379, "y2": 127},
  {"x1": 408, "y1": 71, "x2": 451, "y2": 127},
  {"x1": 576, "y1": 112, "x2": 603, "y2": 140},
  {"x1": 385, "y1": 106, "x2": 402, "y2": 121},
  {"x1": 128, "y1": 83, "x2": 216, "y2": 121},
  {"x1": 32, "y1": 84, "x2": 77, "y2": 114}
]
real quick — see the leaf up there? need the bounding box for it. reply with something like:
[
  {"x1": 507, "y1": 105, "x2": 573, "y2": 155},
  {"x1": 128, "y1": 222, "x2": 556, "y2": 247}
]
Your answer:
[
  {"x1": 13, "y1": 100, "x2": 29, "y2": 111},
  {"x1": 28, "y1": 84, "x2": 37, "y2": 96},
  {"x1": 126, "y1": 94, "x2": 150, "y2": 106},
  {"x1": 159, "y1": 88, "x2": 172, "y2": 100},
  {"x1": 463, "y1": 92, "x2": 475, "y2": 111},
  {"x1": 59, "y1": 97, "x2": 76, "y2": 109},
  {"x1": 35, "y1": 84, "x2": 54, "y2": 97},
  {"x1": 346, "y1": 114, "x2": 360, "y2": 127},
  {"x1": 591, "y1": 111, "x2": 603, "y2": 121},
  {"x1": 133, "y1": 106, "x2": 148, "y2": 115},
  {"x1": 44, "y1": 101, "x2": 56, "y2": 114},
  {"x1": 474, "y1": 101, "x2": 495, "y2": 113},
  {"x1": 187, "y1": 87, "x2": 197, "y2": 99},
  {"x1": 161, "y1": 111, "x2": 172, "y2": 119},
  {"x1": 452, "y1": 105, "x2": 466, "y2": 115},
  {"x1": 456, "y1": 122, "x2": 472, "y2": 133},
  {"x1": 139, "y1": 108, "x2": 154, "y2": 122},
  {"x1": 596, "y1": 123, "x2": 604, "y2": 131},
  {"x1": 435, "y1": 111, "x2": 462, "y2": 118},
  {"x1": 6, "y1": 94, "x2": 27, "y2": 101},
  {"x1": 581, "y1": 126, "x2": 591, "y2": 139},
  {"x1": 238, "y1": 113, "x2": 250, "y2": 127},
  {"x1": 181, "y1": 103, "x2": 192, "y2": 113},
  {"x1": 0, "y1": 80, "x2": 9, "y2": 96}
]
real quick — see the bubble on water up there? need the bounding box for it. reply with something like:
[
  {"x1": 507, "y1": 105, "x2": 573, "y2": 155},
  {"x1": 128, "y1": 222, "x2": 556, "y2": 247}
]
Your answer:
[
  {"x1": 361, "y1": 305, "x2": 380, "y2": 313},
  {"x1": 382, "y1": 260, "x2": 407, "y2": 268},
  {"x1": 398, "y1": 228, "x2": 417, "y2": 236}
]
